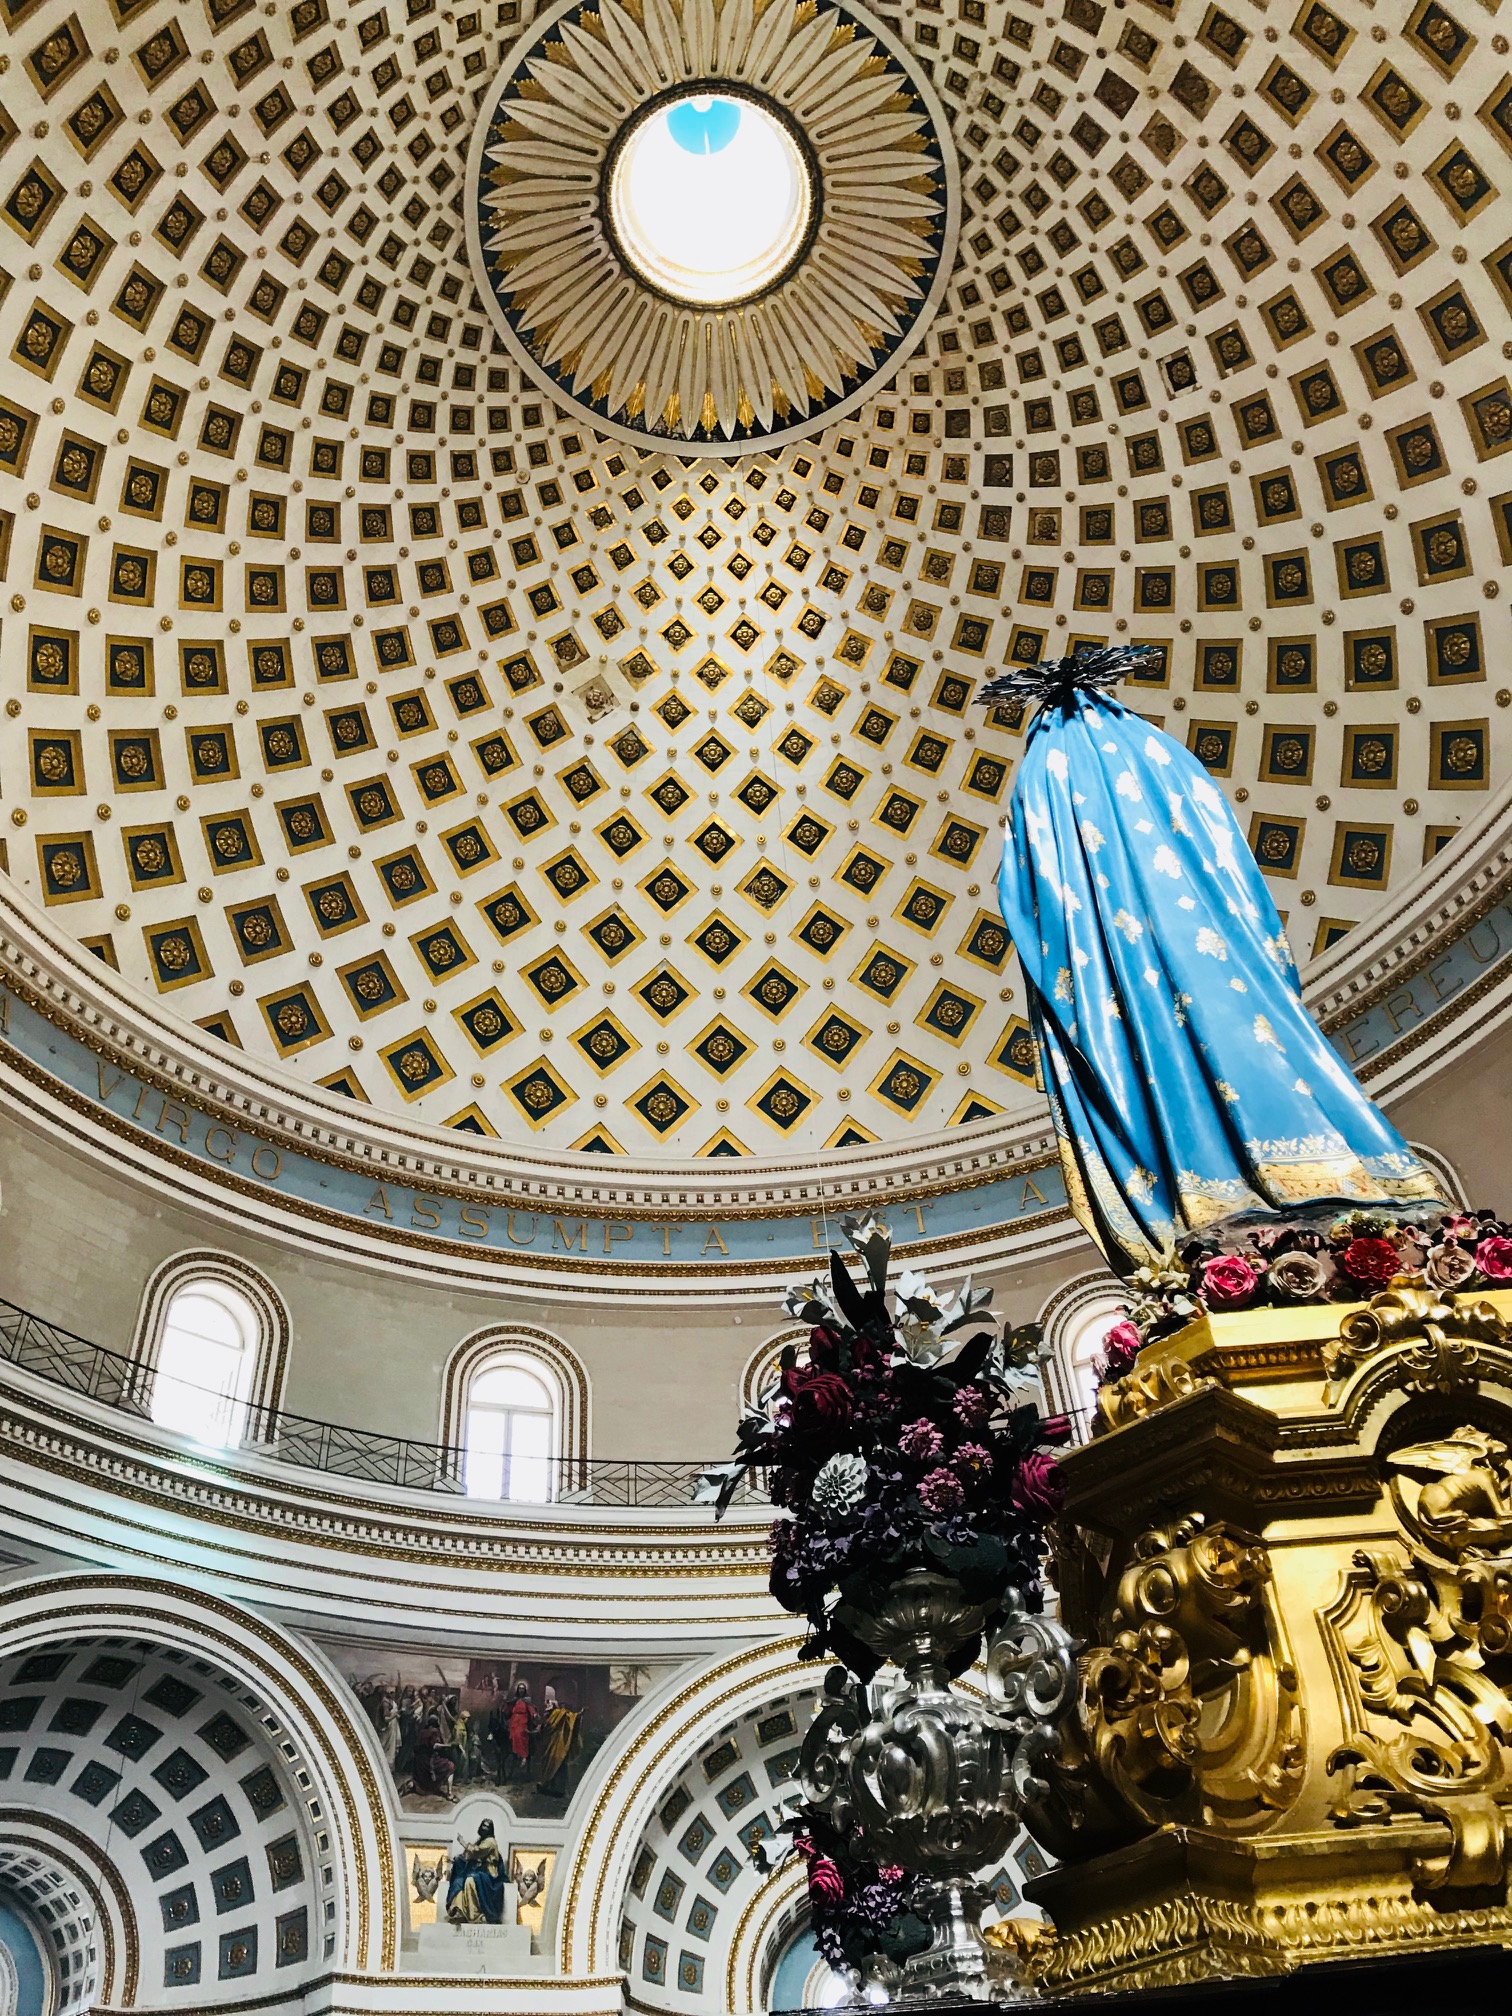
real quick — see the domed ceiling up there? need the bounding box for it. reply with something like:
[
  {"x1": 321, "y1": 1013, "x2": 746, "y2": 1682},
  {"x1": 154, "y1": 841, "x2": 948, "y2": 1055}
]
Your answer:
[{"x1": 0, "y1": 0, "x2": 1506, "y2": 1154}]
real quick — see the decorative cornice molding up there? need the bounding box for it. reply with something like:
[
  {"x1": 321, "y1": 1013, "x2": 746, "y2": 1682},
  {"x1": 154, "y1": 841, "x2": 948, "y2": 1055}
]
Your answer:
[{"x1": 0, "y1": 784, "x2": 1509, "y2": 1287}]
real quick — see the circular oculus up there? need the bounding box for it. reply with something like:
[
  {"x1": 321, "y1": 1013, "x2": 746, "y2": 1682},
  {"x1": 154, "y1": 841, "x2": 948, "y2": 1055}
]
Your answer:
[
  {"x1": 605, "y1": 90, "x2": 814, "y2": 307},
  {"x1": 465, "y1": 0, "x2": 960, "y2": 456}
]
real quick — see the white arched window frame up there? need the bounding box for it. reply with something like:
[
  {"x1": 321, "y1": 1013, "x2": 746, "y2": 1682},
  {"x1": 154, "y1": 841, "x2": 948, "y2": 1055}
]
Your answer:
[
  {"x1": 439, "y1": 1328, "x2": 589, "y2": 1503},
  {"x1": 129, "y1": 1252, "x2": 290, "y2": 1451},
  {"x1": 1038, "y1": 1271, "x2": 1129, "y2": 1442},
  {"x1": 740, "y1": 1325, "x2": 810, "y2": 1412}
]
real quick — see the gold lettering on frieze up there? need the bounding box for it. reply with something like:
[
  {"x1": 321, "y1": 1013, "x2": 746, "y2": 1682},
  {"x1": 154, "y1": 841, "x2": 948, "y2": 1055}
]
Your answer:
[
  {"x1": 701, "y1": 1224, "x2": 728, "y2": 1256},
  {"x1": 1380, "y1": 986, "x2": 1422, "y2": 1034},
  {"x1": 459, "y1": 1205, "x2": 489, "y2": 1240},
  {"x1": 364, "y1": 1185, "x2": 392, "y2": 1218},
  {"x1": 1019, "y1": 1177, "x2": 1049, "y2": 1208},
  {"x1": 411, "y1": 1194, "x2": 442, "y2": 1230},
  {"x1": 506, "y1": 1212, "x2": 537, "y2": 1245},
  {"x1": 652, "y1": 1221, "x2": 680, "y2": 1256},
  {"x1": 96, "y1": 1060, "x2": 125, "y2": 1102},
  {"x1": 131, "y1": 1080, "x2": 153, "y2": 1122},
  {"x1": 1337, "y1": 1022, "x2": 1377, "y2": 1063},
  {"x1": 552, "y1": 1217, "x2": 587, "y2": 1252},
  {"x1": 603, "y1": 1220, "x2": 632, "y2": 1255},
  {"x1": 1467, "y1": 919, "x2": 1504, "y2": 965},
  {"x1": 250, "y1": 1145, "x2": 282, "y2": 1182},
  {"x1": 1425, "y1": 955, "x2": 1464, "y2": 1003},
  {"x1": 155, "y1": 1098, "x2": 190, "y2": 1144},
  {"x1": 205, "y1": 1125, "x2": 237, "y2": 1163}
]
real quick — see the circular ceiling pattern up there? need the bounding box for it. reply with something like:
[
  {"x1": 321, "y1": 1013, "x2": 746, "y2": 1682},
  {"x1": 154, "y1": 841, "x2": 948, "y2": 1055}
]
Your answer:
[
  {"x1": 0, "y1": 0, "x2": 1508, "y2": 1163},
  {"x1": 465, "y1": 0, "x2": 959, "y2": 452}
]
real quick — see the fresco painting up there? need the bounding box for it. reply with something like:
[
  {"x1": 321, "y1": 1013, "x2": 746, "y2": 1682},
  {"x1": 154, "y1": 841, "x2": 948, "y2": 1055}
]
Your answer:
[{"x1": 328, "y1": 1647, "x2": 672, "y2": 1816}]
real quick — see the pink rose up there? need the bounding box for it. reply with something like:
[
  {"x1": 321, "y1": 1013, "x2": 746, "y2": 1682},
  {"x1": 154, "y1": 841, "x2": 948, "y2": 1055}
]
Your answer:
[
  {"x1": 1041, "y1": 1413, "x2": 1073, "y2": 1445},
  {"x1": 1200, "y1": 1254, "x2": 1261, "y2": 1310},
  {"x1": 1100, "y1": 1320, "x2": 1142, "y2": 1377},
  {"x1": 807, "y1": 1854, "x2": 845, "y2": 1905},
  {"x1": 1475, "y1": 1235, "x2": 1512, "y2": 1281},
  {"x1": 1010, "y1": 1451, "x2": 1065, "y2": 1517},
  {"x1": 918, "y1": 1467, "x2": 965, "y2": 1516}
]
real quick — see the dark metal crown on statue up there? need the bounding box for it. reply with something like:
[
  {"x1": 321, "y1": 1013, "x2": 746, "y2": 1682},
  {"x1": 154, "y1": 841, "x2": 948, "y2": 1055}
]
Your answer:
[{"x1": 978, "y1": 643, "x2": 1156, "y2": 710}]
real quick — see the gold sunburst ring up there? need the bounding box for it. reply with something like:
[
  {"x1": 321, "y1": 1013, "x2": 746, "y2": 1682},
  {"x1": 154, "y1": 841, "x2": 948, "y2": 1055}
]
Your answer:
[{"x1": 465, "y1": 0, "x2": 961, "y2": 456}]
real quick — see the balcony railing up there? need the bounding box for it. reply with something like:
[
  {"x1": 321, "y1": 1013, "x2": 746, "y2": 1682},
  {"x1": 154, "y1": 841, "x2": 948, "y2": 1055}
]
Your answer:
[{"x1": 0, "y1": 1298, "x2": 741, "y2": 1508}]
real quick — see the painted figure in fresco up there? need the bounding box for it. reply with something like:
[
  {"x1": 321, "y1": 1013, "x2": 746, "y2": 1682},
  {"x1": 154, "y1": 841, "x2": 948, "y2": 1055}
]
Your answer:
[
  {"x1": 502, "y1": 1679, "x2": 537, "y2": 1781},
  {"x1": 534, "y1": 1679, "x2": 584, "y2": 1798},
  {"x1": 409, "y1": 1714, "x2": 457, "y2": 1801},
  {"x1": 445, "y1": 1818, "x2": 506, "y2": 1924}
]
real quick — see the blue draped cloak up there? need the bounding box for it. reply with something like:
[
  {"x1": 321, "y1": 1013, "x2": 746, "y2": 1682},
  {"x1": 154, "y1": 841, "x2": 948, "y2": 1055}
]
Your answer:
[
  {"x1": 996, "y1": 685, "x2": 1444, "y2": 1267},
  {"x1": 445, "y1": 1836, "x2": 506, "y2": 1924}
]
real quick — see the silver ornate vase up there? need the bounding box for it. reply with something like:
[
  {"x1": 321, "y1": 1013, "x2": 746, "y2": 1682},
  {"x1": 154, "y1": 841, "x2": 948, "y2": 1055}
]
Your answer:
[{"x1": 798, "y1": 1570, "x2": 1033, "y2": 2003}]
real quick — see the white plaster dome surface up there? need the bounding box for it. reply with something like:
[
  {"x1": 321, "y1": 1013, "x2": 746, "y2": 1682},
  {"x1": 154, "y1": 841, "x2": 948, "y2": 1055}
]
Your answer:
[{"x1": 608, "y1": 94, "x2": 811, "y2": 306}]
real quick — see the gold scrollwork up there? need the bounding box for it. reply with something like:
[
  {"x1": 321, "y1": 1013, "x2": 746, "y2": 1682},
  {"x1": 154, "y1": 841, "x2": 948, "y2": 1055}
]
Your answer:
[
  {"x1": 1095, "y1": 1355, "x2": 1211, "y2": 1433},
  {"x1": 1323, "y1": 1286, "x2": 1509, "y2": 1395},
  {"x1": 1323, "y1": 1424, "x2": 1512, "y2": 1889},
  {"x1": 1079, "y1": 1514, "x2": 1303, "y2": 1833}
]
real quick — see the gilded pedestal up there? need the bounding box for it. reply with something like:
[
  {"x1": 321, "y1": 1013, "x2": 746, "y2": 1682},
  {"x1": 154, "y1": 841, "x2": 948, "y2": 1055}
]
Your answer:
[{"x1": 1018, "y1": 1286, "x2": 1512, "y2": 1995}]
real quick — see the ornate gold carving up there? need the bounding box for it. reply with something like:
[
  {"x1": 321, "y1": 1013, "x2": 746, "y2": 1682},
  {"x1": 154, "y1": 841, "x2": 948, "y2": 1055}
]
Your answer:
[
  {"x1": 1323, "y1": 1286, "x2": 1510, "y2": 1394},
  {"x1": 1095, "y1": 1355, "x2": 1212, "y2": 1431},
  {"x1": 1323, "y1": 1424, "x2": 1512, "y2": 1890},
  {"x1": 1034, "y1": 1885, "x2": 1512, "y2": 1994},
  {"x1": 1080, "y1": 1514, "x2": 1302, "y2": 1833}
]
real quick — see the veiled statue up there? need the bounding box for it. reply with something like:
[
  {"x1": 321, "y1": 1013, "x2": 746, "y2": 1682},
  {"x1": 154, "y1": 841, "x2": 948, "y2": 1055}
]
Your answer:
[
  {"x1": 986, "y1": 648, "x2": 1445, "y2": 1267},
  {"x1": 445, "y1": 1817, "x2": 506, "y2": 1924}
]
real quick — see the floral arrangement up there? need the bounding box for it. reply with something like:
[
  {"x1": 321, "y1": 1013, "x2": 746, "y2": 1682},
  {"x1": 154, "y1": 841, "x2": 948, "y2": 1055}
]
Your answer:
[
  {"x1": 1097, "y1": 1207, "x2": 1512, "y2": 1382},
  {"x1": 698, "y1": 1215, "x2": 1068, "y2": 1679},
  {"x1": 754, "y1": 1801, "x2": 931, "y2": 1980}
]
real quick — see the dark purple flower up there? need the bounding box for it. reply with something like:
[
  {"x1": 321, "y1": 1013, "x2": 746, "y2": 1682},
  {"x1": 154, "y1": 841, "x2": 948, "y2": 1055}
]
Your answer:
[
  {"x1": 899, "y1": 1418, "x2": 944, "y2": 1463},
  {"x1": 918, "y1": 1467, "x2": 965, "y2": 1516},
  {"x1": 953, "y1": 1441, "x2": 993, "y2": 1479}
]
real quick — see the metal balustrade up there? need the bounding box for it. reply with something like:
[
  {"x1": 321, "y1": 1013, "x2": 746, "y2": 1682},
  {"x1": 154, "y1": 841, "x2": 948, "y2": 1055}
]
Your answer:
[{"x1": 0, "y1": 1296, "x2": 742, "y2": 1508}]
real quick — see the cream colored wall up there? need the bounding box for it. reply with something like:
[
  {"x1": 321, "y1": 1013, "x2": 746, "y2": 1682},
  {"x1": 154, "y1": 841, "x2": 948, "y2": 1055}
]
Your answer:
[
  {"x1": 0, "y1": 1105, "x2": 1091, "y2": 1458},
  {"x1": 1389, "y1": 1012, "x2": 1512, "y2": 1213}
]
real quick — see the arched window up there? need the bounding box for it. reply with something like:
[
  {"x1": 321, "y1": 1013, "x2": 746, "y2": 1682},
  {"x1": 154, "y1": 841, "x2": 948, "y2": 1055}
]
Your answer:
[
  {"x1": 151, "y1": 1281, "x2": 259, "y2": 1447},
  {"x1": 440, "y1": 1328, "x2": 588, "y2": 1503},
  {"x1": 463, "y1": 1356, "x2": 559, "y2": 1503},
  {"x1": 130, "y1": 1252, "x2": 290, "y2": 1452},
  {"x1": 1039, "y1": 1273, "x2": 1128, "y2": 1440}
]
